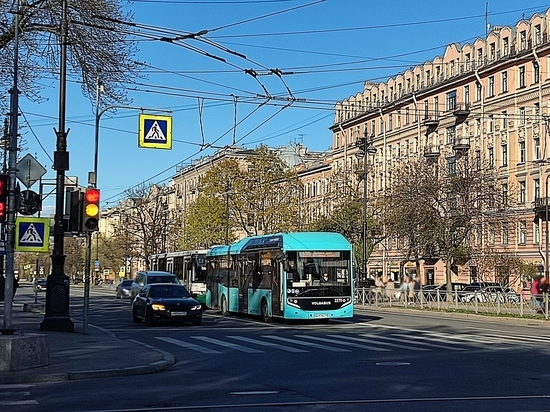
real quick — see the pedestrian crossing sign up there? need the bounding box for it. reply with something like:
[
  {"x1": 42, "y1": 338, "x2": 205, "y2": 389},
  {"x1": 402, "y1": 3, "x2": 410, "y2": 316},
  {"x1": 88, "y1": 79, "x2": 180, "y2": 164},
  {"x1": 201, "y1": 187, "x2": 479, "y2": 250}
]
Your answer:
[
  {"x1": 138, "y1": 113, "x2": 172, "y2": 149},
  {"x1": 15, "y1": 217, "x2": 50, "y2": 252}
]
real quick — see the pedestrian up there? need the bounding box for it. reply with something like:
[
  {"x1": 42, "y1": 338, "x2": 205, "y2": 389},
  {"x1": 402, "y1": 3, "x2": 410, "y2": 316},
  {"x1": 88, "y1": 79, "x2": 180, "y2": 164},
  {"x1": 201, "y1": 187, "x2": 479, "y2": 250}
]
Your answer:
[
  {"x1": 385, "y1": 276, "x2": 395, "y2": 300},
  {"x1": 532, "y1": 276, "x2": 543, "y2": 313},
  {"x1": 375, "y1": 275, "x2": 385, "y2": 300},
  {"x1": 13, "y1": 275, "x2": 19, "y2": 299}
]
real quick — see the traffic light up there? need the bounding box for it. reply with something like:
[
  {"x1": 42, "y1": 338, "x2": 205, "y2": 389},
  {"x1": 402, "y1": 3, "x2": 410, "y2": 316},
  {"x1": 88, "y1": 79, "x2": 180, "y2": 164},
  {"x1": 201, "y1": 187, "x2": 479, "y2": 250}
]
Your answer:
[
  {"x1": 0, "y1": 174, "x2": 8, "y2": 223},
  {"x1": 82, "y1": 188, "x2": 100, "y2": 232}
]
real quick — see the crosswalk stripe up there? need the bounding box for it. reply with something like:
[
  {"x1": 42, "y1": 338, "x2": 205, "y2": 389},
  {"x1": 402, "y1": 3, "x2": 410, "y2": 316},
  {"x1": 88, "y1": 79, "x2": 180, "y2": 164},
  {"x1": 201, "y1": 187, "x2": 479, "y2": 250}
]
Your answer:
[
  {"x1": 155, "y1": 336, "x2": 221, "y2": 354},
  {"x1": 298, "y1": 334, "x2": 390, "y2": 351},
  {"x1": 410, "y1": 331, "x2": 504, "y2": 345},
  {"x1": 191, "y1": 336, "x2": 264, "y2": 353},
  {"x1": 338, "y1": 334, "x2": 429, "y2": 351},
  {"x1": 263, "y1": 335, "x2": 349, "y2": 352},
  {"x1": 228, "y1": 336, "x2": 308, "y2": 353},
  {"x1": 0, "y1": 401, "x2": 39, "y2": 405},
  {"x1": 386, "y1": 334, "x2": 468, "y2": 351}
]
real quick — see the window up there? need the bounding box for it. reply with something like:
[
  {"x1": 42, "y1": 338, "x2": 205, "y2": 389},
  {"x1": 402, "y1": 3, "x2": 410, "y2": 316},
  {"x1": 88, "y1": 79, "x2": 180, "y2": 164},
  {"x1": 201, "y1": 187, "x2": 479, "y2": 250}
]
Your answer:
[
  {"x1": 535, "y1": 221, "x2": 540, "y2": 244},
  {"x1": 534, "y1": 62, "x2": 540, "y2": 84},
  {"x1": 446, "y1": 90, "x2": 457, "y2": 111},
  {"x1": 519, "y1": 181, "x2": 526, "y2": 204},
  {"x1": 424, "y1": 100, "x2": 429, "y2": 119},
  {"x1": 534, "y1": 178, "x2": 540, "y2": 200},
  {"x1": 489, "y1": 43, "x2": 495, "y2": 61},
  {"x1": 501, "y1": 111, "x2": 507, "y2": 130},
  {"x1": 488, "y1": 223, "x2": 495, "y2": 246},
  {"x1": 501, "y1": 144, "x2": 508, "y2": 166},
  {"x1": 501, "y1": 71, "x2": 508, "y2": 93},
  {"x1": 488, "y1": 76, "x2": 495, "y2": 97},
  {"x1": 447, "y1": 156, "x2": 456, "y2": 175},
  {"x1": 535, "y1": 25, "x2": 541, "y2": 45},
  {"x1": 464, "y1": 85, "x2": 470, "y2": 104},
  {"x1": 535, "y1": 138, "x2": 541, "y2": 160},
  {"x1": 475, "y1": 149, "x2": 481, "y2": 170},
  {"x1": 434, "y1": 97, "x2": 439, "y2": 119},
  {"x1": 388, "y1": 114, "x2": 392, "y2": 130},
  {"x1": 503, "y1": 37, "x2": 509, "y2": 56},
  {"x1": 519, "y1": 66, "x2": 525, "y2": 88},
  {"x1": 520, "y1": 30, "x2": 526, "y2": 50},
  {"x1": 447, "y1": 126, "x2": 456, "y2": 144},
  {"x1": 501, "y1": 222, "x2": 509, "y2": 245},
  {"x1": 519, "y1": 141, "x2": 526, "y2": 163},
  {"x1": 519, "y1": 107, "x2": 526, "y2": 125},
  {"x1": 501, "y1": 183, "x2": 508, "y2": 206},
  {"x1": 488, "y1": 114, "x2": 494, "y2": 133},
  {"x1": 405, "y1": 107, "x2": 410, "y2": 125},
  {"x1": 488, "y1": 147, "x2": 494, "y2": 168},
  {"x1": 475, "y1": 82, "x2": 482, "y2": 101},
  {"x1": 518, "y1": 221, "x2": 527, "y2": 245}
]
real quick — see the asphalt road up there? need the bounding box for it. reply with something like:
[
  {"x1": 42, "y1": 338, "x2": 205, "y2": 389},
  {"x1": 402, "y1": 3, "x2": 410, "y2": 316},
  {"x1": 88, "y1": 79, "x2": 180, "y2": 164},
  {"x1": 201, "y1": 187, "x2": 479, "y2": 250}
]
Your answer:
[{"x1": 6, "y1": 286, "x2": 550, "y2": 412}]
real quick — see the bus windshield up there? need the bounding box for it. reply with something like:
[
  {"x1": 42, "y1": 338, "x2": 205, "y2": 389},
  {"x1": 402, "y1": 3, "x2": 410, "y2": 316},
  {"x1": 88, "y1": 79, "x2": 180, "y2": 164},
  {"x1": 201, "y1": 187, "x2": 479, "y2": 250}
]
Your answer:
[{"x1": 287, "y1": 251, "x2": 350, "y2": 286}]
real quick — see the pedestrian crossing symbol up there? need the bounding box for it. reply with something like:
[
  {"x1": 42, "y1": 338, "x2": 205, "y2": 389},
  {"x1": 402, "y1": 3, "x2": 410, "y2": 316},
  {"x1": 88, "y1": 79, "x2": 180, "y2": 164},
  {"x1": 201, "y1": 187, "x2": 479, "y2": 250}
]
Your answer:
[
  {"x1": 15, "y1": 217, "x2": 50, "y2": 252},
  {"x1": 138, "y1": 113, "x2": 172, "y2": 149}
]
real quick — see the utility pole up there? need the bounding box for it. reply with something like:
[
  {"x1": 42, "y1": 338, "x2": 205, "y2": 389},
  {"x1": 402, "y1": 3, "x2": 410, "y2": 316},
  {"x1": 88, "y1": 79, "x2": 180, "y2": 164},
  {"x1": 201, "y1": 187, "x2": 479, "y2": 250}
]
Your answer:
[
  {"x1": 2, "y1": 0, "x2": 21, "y2": 334},
  {"x1": 41, "y1": 0, "x2": 73, "y2": 332}
]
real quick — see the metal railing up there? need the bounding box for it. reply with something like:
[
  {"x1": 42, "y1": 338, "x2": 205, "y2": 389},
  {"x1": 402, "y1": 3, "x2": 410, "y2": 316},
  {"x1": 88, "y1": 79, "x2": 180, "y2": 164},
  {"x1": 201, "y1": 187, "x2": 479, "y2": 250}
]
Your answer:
[{"x1": 355, "y1": 287, "x2": 550, "y2": 319}]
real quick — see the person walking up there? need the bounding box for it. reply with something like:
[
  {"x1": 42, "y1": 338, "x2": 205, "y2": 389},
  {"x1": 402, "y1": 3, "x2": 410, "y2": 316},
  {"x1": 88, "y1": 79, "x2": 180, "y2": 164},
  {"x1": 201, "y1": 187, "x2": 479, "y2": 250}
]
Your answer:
[{"x1": 532, "y1": 276, "x2": 543, "y2": 313}]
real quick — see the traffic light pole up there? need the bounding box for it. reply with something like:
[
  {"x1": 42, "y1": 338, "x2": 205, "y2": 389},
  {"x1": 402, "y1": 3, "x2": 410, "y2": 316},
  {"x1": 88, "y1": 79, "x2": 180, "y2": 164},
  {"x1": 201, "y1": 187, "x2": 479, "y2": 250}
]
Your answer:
[
  {"x1": 82, "y1": 231, "x2": 92, "y2": 334},
  {"x1": 41, "y1": 0, "x2": 74, "y2": 332}
]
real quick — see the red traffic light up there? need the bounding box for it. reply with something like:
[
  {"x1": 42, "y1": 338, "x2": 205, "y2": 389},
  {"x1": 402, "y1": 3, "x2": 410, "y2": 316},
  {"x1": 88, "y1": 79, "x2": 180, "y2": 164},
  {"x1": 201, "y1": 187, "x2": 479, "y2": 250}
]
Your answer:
[
  {"x1": 84, "y1": 188, "x2": 100, "y2": 204},
  {"x1": 82, "y1": 188, "x2": 100, "y2": 231}
]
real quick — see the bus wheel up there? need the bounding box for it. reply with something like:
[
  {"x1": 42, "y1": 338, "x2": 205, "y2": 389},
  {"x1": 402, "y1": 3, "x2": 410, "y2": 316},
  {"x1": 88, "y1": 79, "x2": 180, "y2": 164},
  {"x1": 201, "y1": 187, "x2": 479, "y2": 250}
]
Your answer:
[
  {"x1": 261, "y1": 300, "x2": 271, "y2": 323},
  {"x1": 221, "y1": 296, "x2": 229, "y2": 316}
]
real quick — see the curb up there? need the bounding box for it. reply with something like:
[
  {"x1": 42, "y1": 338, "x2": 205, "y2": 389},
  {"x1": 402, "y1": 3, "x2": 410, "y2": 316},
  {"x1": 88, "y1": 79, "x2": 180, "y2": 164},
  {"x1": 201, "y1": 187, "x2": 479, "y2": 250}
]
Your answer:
[{"x1": 0, "y1": 351, "x2": 176, "y2": 384}]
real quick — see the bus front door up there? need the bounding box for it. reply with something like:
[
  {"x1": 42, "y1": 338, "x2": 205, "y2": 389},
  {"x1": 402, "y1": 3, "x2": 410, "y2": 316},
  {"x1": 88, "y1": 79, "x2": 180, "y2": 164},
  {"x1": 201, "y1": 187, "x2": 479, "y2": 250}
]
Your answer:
[
  {"x1": 271, "y1": 260, "x2": 283, "y2": 316},
  {"x1": 238, "y1": 272, "x2": 249, "y2": 313}
]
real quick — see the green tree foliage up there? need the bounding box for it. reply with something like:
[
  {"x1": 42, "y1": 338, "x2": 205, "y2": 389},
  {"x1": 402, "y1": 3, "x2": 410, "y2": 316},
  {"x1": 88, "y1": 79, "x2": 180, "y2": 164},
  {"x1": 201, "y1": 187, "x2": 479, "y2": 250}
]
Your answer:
[
  {"x1": 184, "y1": 146, "x2": 303, "y2": 247},
  {"x1": 0, "y1": 0, "x2": 139, "y2": 111}
]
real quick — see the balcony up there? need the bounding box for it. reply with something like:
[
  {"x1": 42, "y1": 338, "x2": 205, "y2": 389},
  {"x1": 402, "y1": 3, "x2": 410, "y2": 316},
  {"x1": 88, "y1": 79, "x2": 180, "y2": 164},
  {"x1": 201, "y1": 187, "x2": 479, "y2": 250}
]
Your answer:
[
  {"x1": 453, "y1": 137, "x2": 470, "y2": 152},
  {"x1": 424, "y1": 144, "x2": 440, "y2": 159},
  {"x1": 534, "y1": 197, "x2": 550, "y2": 215},
  {"x1": 423, "y1": 118, "x2": 439, "y2": 135},
  {"x1": 453, "y1": 103, "x2": 470, "y2": 120}
]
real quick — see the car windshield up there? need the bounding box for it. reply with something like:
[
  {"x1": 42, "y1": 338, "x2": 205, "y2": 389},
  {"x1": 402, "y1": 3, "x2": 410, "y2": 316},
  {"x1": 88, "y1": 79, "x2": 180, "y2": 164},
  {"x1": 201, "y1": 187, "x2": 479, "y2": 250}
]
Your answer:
[
  {"x1": 121, "y1": 281, "x2": 133, "y2": 286},
  {"x1": 147, "y1": 276, "x2": 178, "y2": 284},
  {"x1": 149, "y1": 285, "x2": 190, "y2": 299}
]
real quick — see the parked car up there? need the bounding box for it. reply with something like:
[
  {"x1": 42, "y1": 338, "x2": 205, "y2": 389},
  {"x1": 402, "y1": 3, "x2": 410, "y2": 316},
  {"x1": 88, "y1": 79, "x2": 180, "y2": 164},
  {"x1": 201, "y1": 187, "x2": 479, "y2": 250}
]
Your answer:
[
  {"x1": 33, "y1": 278, "x2": 47, "y2": 292},
  {"x1": 423, "y1": 283, "x2": 468, "y2": 301},
  {"x1": 132, "y1": 283, "x2": 203, "y2": 326},
  {"x1": 115, "y1": 279, "x2": 134, "y2": 299},
  {"x1": 130, "y1": 271, "x2": 181, "y2": 300},
  {"x1": 461, "y1": 285, "x2": 520, "y2": 303}
]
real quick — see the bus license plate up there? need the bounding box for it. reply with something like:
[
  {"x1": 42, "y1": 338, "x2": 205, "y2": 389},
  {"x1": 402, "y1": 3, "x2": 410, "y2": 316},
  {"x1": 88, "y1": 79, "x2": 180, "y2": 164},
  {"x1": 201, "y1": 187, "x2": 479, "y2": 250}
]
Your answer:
[
  {"x1": 315, "y1": 314, "x2": 328, "y2": 318},
  {"x1": 172, "y1": 311, "x2": 187, "y2": 316}
]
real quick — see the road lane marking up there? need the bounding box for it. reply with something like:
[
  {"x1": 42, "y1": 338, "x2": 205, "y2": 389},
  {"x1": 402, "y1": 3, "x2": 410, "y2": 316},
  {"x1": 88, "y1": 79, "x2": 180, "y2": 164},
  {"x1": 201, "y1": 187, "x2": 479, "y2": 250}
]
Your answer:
[
  {"x1": 191, "y1": 336, "x2": 264, "y2": 353},
  {"x1": 339, "y1": 334, "x2": 430, "y2": 351},
  {"x1": 263, "y1": 335, "x2": 349, "y2": 352},
  {"x1": 155, "y1": 336, "x2": 221, "y2": 354},
  {"x1": 228, "y1": 336, "x2": 308, "y2": 353},
  {"x1": 297, "y1": 334, "x2": 390, "y2": 351}
]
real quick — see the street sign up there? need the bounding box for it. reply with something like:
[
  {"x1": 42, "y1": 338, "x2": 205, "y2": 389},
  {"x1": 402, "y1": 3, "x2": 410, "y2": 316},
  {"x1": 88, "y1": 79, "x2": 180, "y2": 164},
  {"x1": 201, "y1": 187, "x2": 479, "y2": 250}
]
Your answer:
[
  {"x1": 94, "y1": 260, "x2": 100, "y2": 272},
  {"x1": 15, "y1": 217, "x2": 50, "y2": 252},
  {"x1": 16, "y1": 153, "x2": 47, "y2": 188},
  {"x1": 138, "y1": 113, "x2": 172, "y2": 149}
]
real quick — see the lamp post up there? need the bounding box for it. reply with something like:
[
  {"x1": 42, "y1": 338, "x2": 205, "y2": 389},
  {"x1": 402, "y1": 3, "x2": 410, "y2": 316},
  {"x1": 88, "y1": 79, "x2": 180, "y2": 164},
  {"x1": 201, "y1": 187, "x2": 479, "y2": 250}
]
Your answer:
[{"x1": 355, "y1": 131, "x2": 377, "y2": 281}]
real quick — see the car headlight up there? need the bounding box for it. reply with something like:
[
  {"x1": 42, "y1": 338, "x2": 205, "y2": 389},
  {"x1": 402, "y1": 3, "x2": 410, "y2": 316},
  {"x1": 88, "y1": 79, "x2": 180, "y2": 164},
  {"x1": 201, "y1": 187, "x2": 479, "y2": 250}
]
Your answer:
[
  {"x1": 190, "y1": 305, "x2": 202, "y2": 311},
  {"x1": 151, "y1": 303, "x2": 166, "y2": 311}
]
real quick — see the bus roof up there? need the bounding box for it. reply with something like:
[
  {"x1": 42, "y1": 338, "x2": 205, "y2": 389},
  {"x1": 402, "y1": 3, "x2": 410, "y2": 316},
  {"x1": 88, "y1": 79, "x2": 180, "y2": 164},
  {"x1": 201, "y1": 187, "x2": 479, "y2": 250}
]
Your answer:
[{"x1": 206, "y1": 232, "x2": 351, "y2": 257}]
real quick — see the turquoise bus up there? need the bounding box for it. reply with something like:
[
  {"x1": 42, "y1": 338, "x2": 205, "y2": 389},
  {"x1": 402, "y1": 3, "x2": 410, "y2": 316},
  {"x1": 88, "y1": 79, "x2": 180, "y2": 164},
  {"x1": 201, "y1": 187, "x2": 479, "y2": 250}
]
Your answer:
[
  {"x1": 149, "y1": 249, "x2": 209, "y2": 304},
  {"x1": 205, "y1": 232, "x2": 354, "y2": 322}
]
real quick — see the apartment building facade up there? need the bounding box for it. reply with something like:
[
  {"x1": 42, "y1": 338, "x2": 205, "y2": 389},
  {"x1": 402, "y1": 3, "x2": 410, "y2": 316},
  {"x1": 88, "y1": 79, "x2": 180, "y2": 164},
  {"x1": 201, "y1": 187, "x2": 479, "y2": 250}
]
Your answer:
[{"x1": 328, "y1": 9, "x2": 550, "y2": 285}]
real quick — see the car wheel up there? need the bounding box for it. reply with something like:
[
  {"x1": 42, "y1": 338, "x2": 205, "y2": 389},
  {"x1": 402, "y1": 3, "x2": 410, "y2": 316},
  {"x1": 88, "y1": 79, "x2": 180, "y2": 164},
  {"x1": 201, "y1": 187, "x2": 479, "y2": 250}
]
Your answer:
[
  {"x1": 221, "y1": 295, "x2": 229, "y2": 316},
  {"x1": 132, "y1": 307, "x2": 140, "y2": 323},
  {"x1": 261, "y1": 300, "x2": 271, "y2": 323},
  {"x1": 145, "y1": 309, "x2": 155, "y2": 326}
]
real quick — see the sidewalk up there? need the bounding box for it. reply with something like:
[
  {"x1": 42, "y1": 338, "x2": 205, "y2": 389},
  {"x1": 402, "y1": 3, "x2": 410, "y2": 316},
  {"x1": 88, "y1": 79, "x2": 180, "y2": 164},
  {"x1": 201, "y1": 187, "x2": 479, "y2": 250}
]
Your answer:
[{"x1": 0, "y1": 293, "x2": 175, "y2": 384}]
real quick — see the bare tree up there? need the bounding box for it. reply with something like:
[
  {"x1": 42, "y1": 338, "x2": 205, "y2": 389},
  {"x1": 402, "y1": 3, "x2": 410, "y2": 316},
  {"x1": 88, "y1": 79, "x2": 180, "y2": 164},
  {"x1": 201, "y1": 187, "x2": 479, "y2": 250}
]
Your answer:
[{"x1": 0, "y1": 0, "x2": 139, "y2": 111}]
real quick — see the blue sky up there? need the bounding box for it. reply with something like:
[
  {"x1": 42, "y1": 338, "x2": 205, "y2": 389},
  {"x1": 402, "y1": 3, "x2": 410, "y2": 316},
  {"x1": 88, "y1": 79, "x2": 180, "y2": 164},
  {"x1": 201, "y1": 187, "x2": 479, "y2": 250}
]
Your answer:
[{"x1": 18, "y1": 0, "x2": 550, "y2": 213}]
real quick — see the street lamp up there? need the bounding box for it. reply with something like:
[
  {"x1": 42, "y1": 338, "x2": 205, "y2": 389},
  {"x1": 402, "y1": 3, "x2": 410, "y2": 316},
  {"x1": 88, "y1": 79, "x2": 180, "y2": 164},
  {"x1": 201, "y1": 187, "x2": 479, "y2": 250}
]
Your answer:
[{"x1": 355, "y1": 131, "x2": 377, "y2": 281}]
